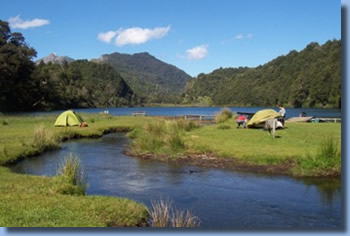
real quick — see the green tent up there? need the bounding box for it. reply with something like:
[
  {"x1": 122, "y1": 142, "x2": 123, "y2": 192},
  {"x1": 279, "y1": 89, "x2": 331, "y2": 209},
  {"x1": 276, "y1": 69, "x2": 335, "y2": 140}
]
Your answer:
[
  {"x1": 247, "y1": 109, "x2": 280, "y2": 128},
  {"x1": 54, "y1": 110, "x2": 84, "y2": 127}
]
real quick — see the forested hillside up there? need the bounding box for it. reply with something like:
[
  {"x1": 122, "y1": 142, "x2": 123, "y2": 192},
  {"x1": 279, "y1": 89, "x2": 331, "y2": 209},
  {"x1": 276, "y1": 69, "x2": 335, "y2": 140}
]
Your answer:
[
  {"x1": 95, "y1": 52, "x2": 191, "y2": 103},
  {"x1": 183, "y1": 40, "x2": 341, "y2": 108},
  {"x1": 0, "y1": 20, "x2": 134, "y2": 112},
  {"x1": 32, "y1": 60, "x2": 134, "y2": 110}
]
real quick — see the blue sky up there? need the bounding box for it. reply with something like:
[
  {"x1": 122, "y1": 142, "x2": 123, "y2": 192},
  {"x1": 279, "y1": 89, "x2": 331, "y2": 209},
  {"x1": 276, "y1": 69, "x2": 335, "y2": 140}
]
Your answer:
[{"x1": 0, "y1": 0, "x2": 341, "y2": 76}]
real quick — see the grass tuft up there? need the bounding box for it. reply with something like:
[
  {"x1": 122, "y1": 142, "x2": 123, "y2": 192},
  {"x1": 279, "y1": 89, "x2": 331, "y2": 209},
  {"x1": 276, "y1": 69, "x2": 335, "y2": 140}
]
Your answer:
[
  {"x1": 215, "y1": 108, "x2": 232, "y2": 123},
  {"x1": 129, "y1": 119, "x2": 199, "y2": 156},
  {"x1": 149, "y1": 199, "x2": 200, "y2": 227},
  {"x1": 294, "y1": 136, "x2": 341, "y2": 176},
  {"x1": 31, "y1": 124, "x2": 60, "y2": 152},
  {"x1": 56, "y1": 153, "x2": 87, "y2": 195}
]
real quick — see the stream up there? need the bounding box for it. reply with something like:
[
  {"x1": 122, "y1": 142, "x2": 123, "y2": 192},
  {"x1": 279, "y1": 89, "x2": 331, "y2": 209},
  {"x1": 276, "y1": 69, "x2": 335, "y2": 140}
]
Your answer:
[{"x1": 10, "y1": 133, "x2": 342, "y2": 229}]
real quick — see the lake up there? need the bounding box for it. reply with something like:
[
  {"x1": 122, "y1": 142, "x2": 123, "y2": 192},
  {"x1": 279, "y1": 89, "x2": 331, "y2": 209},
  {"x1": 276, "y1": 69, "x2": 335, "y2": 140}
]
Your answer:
[
  {"x1": 11, "y1": 133, "x2": 342, "y2": 229},
  {"x1": 17, "y1": 106, "x2": 341, "y2": 119}
]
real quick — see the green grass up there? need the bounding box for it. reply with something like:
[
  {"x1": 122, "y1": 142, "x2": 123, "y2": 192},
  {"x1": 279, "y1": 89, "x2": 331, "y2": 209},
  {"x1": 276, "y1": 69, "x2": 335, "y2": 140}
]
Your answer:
[
  {"x1": 129, "y1": 117, "x2": 341, "y2": 176},
  {"x1": 55, "y1": 153, "x2": 88, "y2": 195},
  {"x1": 0, "y1": 114, "x2": 151, "y2": 227},
  {"x1": 186, "y1": 119, "x2": 341, "y2": 176},
  {"x1": 128, "y1": 119, "x2": 199, "y2": 156},
  {"x1": 0, "y1": 113, "x2": 342, "y2": 226}
]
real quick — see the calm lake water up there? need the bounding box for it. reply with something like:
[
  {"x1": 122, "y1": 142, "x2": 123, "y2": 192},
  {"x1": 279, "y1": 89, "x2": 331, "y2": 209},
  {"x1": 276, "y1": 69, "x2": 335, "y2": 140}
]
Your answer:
[
  {"x1": 11, "y1": 133, "x2": 342, "y2": 229},
  {"x1": 18, "y1": 106, "x2": 342, "y2": 119}
]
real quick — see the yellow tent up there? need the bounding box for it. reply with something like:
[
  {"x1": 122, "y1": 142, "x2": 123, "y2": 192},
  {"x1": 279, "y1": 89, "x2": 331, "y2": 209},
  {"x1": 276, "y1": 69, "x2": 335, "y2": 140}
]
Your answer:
[
  {"x1": 54, "y1": 110, "x2": 84, "y2": 127},
  {"x1": 247, "y1": 109, "x2": 280, "y2": 128}
]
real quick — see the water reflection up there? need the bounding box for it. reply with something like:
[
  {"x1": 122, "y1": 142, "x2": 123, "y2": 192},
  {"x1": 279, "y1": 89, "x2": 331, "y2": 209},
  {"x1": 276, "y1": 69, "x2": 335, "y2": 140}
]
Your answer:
[
  {"x1": 299, "y1": 177, "x2": 341, "y2": 206},
  {"x1": 10, "y1": 133, "x2": 342, "y2": 229}
]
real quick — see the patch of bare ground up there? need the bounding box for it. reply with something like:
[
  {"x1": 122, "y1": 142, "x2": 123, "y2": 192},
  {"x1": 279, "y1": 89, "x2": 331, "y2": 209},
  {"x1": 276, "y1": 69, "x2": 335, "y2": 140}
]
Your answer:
[{"x1": 125, "y1": 151, "x2": 296, "y2": 176}]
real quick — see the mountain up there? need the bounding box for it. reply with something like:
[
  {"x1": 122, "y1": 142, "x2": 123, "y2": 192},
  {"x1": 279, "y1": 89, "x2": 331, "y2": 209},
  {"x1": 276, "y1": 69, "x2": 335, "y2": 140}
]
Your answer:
[
  {"x1": 183, "y1": 40, "x2": 341, "y2": 108},
  {"x1": 94, "y1": 52, "x2": 192, "y2": 103},
  {"x1": 36, "y1": 53, "x2": 75, "y2": 65}
]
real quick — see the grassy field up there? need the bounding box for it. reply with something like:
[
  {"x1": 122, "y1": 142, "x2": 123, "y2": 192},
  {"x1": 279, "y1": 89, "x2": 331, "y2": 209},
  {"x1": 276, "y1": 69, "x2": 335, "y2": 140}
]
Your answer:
[
  {"x1": 0, "y1": 114, "x2": 151, "y2": 227},
  {"x1": 0, "y1": 113, "x2": 341, "y2": 226},
  {"x1": 129, "y1": 118, "x2": 341, "y2": 177}
]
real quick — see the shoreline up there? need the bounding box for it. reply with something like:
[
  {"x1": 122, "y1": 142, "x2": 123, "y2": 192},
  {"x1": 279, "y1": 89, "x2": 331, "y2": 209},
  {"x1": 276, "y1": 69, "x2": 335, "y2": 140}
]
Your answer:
[{"x1": 125, "y1": 150, "x2": 341, "y2": 178}]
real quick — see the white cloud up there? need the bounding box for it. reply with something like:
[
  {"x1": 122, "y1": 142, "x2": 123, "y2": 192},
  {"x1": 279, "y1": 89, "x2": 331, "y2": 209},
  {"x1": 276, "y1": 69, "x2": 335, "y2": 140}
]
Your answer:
[
  {"x1": 8, "y1": 15, "x2": 50, "y2": 29},
  {"x1": 98, "y1": 31, "x2": 117, "y2": 43},
  {"x1": 234, "y1": 33, "x2": 253, "y2": 40},
  {"x1": 234, "y1": 33, "x2": 244, "y2": 40},
  {"x1": 186, "y1": 45, "x2": 208, "y2": 60},
  {"x1": 98, "y1": 25, "x2": 171, "y2": 46},
  {"x1": 115, "y1": 26, "x2": 171, "y2": 46}
]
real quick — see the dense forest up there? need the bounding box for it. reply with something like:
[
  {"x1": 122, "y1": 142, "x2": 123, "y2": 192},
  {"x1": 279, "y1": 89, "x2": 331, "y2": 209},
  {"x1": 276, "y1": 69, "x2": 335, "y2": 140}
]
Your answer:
[
  {"x1": 95, "y1": 52, "x2": 191, "y2": 104},
  {"x1": 183, "y1": 40, "x2": 341, "y2": 108},
  {"x1": 0, "y1": 20, "x2": 134, "y2": 112}
]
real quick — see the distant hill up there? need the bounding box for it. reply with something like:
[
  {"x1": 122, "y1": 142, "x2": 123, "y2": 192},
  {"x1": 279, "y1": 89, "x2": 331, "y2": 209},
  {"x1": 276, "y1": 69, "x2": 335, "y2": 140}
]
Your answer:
[
  {"x1": 94, "y1": 52, "x2": 192, "y2": 103},
  {"x1": 32, "y1": 60, "x2": 134, "y2": 110},
  {"x1": 184, "y1": 40, "x2": 341, "y2": 108},
  {"x1": 36, "y1": 53, "x2": 75, "y2": 65}
]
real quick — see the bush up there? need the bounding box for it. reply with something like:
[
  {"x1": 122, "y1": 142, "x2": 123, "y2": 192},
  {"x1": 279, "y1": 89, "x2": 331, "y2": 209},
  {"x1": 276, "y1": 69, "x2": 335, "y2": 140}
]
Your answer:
[
  {"x1": 2, "y1": 119, "x2": 9, "y2": 125},
  {"x1": 215, "y1": 108, "x2": 232, "y2": 123}
]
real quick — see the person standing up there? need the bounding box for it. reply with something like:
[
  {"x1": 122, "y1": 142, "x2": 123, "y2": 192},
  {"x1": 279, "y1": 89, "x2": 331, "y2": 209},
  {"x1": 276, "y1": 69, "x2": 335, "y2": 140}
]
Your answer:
[{"x1": 278, "y1": 104, "x2": 286, "y2": 126}]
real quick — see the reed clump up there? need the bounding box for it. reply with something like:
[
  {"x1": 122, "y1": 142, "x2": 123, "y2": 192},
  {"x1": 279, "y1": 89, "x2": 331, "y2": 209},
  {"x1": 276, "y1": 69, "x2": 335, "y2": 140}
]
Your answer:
[
  {"x1": 149, "y1": 199, "x2": 200, "y2": 227},
  {"x1": 55, "y1": 153, "x2": 87, "y2": 195},
  {"x1": 129, "y1": 119, "x2": 199, "y2": 156},
  {"x1": 215, "y1": 108, "x2": 232, "y2": 123},
  {"x1": 31, "y1": 124, "x2": 60, "y2": 152}
]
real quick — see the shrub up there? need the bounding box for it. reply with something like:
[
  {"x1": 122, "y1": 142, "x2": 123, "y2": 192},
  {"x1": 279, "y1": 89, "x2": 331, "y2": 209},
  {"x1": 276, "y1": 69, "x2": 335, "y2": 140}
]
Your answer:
[
  {"x1": 56, "y1": 153, "x2": 87, "y2": 195},
  {"x1": 215, "y1": 108, "x2": 232, "y2": 123},
  {"x1": 2, "y1": 119, "x2": 9, "y2": 126}
]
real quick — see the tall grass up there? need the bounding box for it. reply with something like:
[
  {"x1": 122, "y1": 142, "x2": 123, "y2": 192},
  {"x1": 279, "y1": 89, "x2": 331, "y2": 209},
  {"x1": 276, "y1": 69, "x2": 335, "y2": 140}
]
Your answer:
[
  {"x1": 215, "y1": 108, "x2": 232, "y2": 123},
  {"x1": 129, "y1": 119, "x2": 199, "y2": 156},
  {"x1": 295, "y1": 136, "x2": 341, "y2": 176},
  {"x1": 149, "y1": 199, "x2": 200, "y2": 227},
  {"x1": 31, "y1": 124, "x2": 60, "y2": 152},
  {"x1": 56, "y1": 153, "x2": 87, "y2": 195}
]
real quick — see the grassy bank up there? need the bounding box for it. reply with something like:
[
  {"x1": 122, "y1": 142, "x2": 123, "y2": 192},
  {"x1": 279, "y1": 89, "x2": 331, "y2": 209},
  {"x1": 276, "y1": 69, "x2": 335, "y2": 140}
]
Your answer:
[
  {"x1": 0, "y1": 113, "x2": 341, "y2": 226},
  {"x1": 129, "y1": 118, "x2": 341, "y2": 177},
  {"x1": 0, "y1": 114, "x2": 151, "y2": 227}
]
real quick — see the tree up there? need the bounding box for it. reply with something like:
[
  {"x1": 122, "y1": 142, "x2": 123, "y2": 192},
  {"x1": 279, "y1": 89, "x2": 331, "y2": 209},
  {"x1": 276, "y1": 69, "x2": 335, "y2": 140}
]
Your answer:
[{"x1": 0, "y1": 20, "x2": 37, "y2": 111}]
